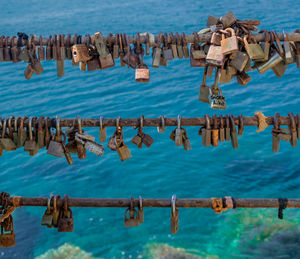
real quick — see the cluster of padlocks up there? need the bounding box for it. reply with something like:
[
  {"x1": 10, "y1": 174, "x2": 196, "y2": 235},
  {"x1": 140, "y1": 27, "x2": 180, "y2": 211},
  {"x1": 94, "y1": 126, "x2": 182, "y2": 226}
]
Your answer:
[
  {"x1": 0, "y1": 192, "x2": 292, "y2": 247},
  {"x1": 1, "y1": 12, "x2": 299, "y2": 109},
  {"x1": 0, "y1": 113, "x2": 299, "y2": 163}
]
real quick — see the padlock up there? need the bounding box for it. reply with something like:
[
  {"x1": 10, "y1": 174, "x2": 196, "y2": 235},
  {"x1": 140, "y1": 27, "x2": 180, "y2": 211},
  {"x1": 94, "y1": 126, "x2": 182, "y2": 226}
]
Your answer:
[
  {"x1": 176, "y1": 32, "x2": 183, "y2": 59},
  {"x1": 52, "y1": 34, "x2": 57, "y2": 60},
  {"x1": 283, "y1": 30, "x2": 293, "y2": 64},
  {"x1": 211, "y1": 115, "x2": 219, "y2": 147},
  {"x1": 17, "y1": 117, "x2": 27, "y2": 148},
  {"x1": 220, "y1": 11, "x2": 236, "y2": 28},
  {"x1": 162, "y1": 33, "x2": 173, "y2": 60},
  {"x1": 152, "y1": 46, "x2": 161, "y2": 68},
  {"x1": 206, "y1": 45, "x2": 224, "y2": 66},
  {"x1": 272, "y1": 60, "x2": 287, "y2": 78},
  {"x1": 24, "y1": 64, "x2": 35, "y2": 79},
  {"x1": 238, "y1": 114, "x2": 244, "y2": 136},
  {"x1": 24, "y1": 117, "x2": 39, "y2": 156},
  {"x1": 219, "y1": 115, "x2": 225, "y2": 142},
  {"x1": 225, "y1": 115, "x2": 230, "y2": 141},
  {"x1": 52, "y1": 195, "x2": 60, "y2": 227},
  {"x1": 38, "y1": 36, "x2": 45, "y2": 61},
  {"x1": 157, "y1": 115, "x2": 166, "y2": 133},
  {"x1": 12, "y1": 117, "x2": 19, "y2": 146},
  {"x1": 243, "y1": 35, "x2": 265, "y2": 60},
  {"x1": 3, "y1": 36, "x2": 11, "y2": 61},
  {"x1": 227, "y1": 65, "x2": 237, "y2": 77},
  {"x1": 94, "y1": 32, "x2": 115, "y2": 69},
  {"x1": 272, "y1": 113, "x2": 281, "y2": 152},
  {"x1": 0, "y1": 225, "x2": 15, "y2": 248},
  {"x1": 295, "y1": 37, "x2": 300, "y2": 68},
  {"x1": 10, "y1": 36, "x2": 20, "y2": 63},
  {"x1": 37, "y1": 116, "x2": 45, "y2": 149},
  {"x1": 76, "y1": 116, "x2": 86, "y2": 159},
  {"x1": 99, "y1": 53, "x2": 115, "y2": 69},
  {"x1": 237, "y1": 72, "x2": 251, "y2": 86},
  {"x1": 175, "y1": 115, "x2": 183, "y2": 146},
  {"x1": 199, "y1": 66, "x2": 210, "y2": 104},
  {"x1": 211, "y1": 32, "x2": 222, "y2": 46},
  {"x1": 116, "y1": 142, "x2": 132, "y2": 161},
  {"x1": 210, "y1": 70, "x2": 227, "y2": 109},
  {"x1": 87, "y1": 56, "x2": 100, "y2": 71},
  {"x1": 229, "y1": 114, "x2": 238, "y2": 149},
  {"x1": 99, "y1": 116, "x2": 106, "y2": 142},
  {"x1": 256, "y1": 51, "x2": 283, "y2": 74},
  {"x1": 58, "y1": 195, "x2": 74, "y2": 232},
  {"x1": 190, "y1": 44, "x2": 206, "y2": 60},
  {"x1": 230, "y1": 51, "x2": 249, "y2": 72},
  {"x1": 46, "y1": 36, "x2": 52, "y2": 61},
  {"x1": 56, "y1": 35, "x2": 64, "y2": 77},
  {"x1": 124, "y1": 198, "x2": 140, "y2": 227},
  {"x1": 207, "y1": 15, "x2": 219, "y2": 27},
  {"x1": 0, "y1": 118, "x2": 16, "y2": 151},
  {"x1": 288, "y1": 112, "x2": 297, "y2": 147},
  {"x1": 170, "y1": 195, "x2": 179, "y2": 234},
  {"x1": 84, "y1": 140, "x2": 104, "y2": 157},
  {"x1": 202, "y1": 115, "x2": 211, "y2": 147},
  {"x1": 113, "y1": 33, "x2": 119, "y2": 59},
  {"x1": 257, "y1": 30, "x2": 270, "y2": 62},
  {"x1": 219, "y1": 63, "x2": 231, "y2": 84},
  {"x1": 66, "y1": 34, "x2": 72, "y2": 60},
  {"x1": 44, "y1": 117, "x2": 51, "y2": 149},
  {"x1": 135, "y1": 64, "x2": 150, "y2": 83},
  {"x1": 182, "y1": 128, "x2": 192, "y2": 151},
  {"x1": 47, "y1": 116, "x2": 64, "y2": 158},
  {"x1": 182, "y1": 33, "x2": 189, "y2": 58},
  {"x1": 41, "y1": 196, "x2": 53, "y2": 228},
  {"x1": 72, "y1": 44, "x2": 91, "y2": 63},
  {"x1": 169, "y1": 32, "x2": 178, "y2": 59},
  {"x1": 138, "y1": 196, "x2": 144, "y2": 223},
  {"x1": 221, "y1": 28, "x2": 238, "y2": 55}
]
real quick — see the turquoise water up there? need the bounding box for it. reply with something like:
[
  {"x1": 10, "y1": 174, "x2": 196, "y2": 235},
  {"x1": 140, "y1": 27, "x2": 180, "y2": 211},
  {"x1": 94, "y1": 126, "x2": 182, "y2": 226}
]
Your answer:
[{"x1": 1, "y1": 0, "x2": 300, "y2": 258}]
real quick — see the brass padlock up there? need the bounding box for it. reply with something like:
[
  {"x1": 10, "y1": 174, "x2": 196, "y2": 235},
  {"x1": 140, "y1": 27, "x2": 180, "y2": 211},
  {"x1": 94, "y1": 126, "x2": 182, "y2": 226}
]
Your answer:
[
  {"x1": 256, "y1": 51, "x2": 283, "y2": 74},
  {"x1": 211, "y1": 32, "x2": 222, "y2": 46},
  {"x1": 199, "y1": 66, "x2": 210, "y2": 103},
  {"x1": 170, "y1": 195, "x2": 179, "y2": 234},
  {"x1": 206, "y1": 45, "x2": 224, "y2": 66},
  {"x1": 229, "y1": 114, "x2": 238, "y2": 149},
  {"x1": 211, "y1": 114, "x2": 219, "y2": 147},
  {"x1": 57, "y1": 195, "x2": 74, "y2": 232},
  {"x1": 52, "y1": 195, "x2": 60, "y2": 227},
  {"x1": 41, "y1": 196, "x2": 53, "y2": 228},
  {"x1": 135, "y1": 64, "x2": 150, "y2": 83},
  {"x1": 219, "y1": 63, "x2": 231, "y2": 84},
  {"x1": 203, "y1": 115, "x2": 211, "y2": 147},
  {"x1": 72, "y1": 44, "x2": 91, "y2": 63},
  {"x1": 24, "y1": 117, "x2": 39, "y2": 156},
  {"x1": 116, "y1": 142, "x2": 132, "y2": 161},
  {"x1": 243, "y1": 35, "x2": 265, "y2": 60},
  {"x1": 124, "y1": 197, "x2": 140, "y2": 227},
  {"x1": 221, "y1": 28, "x2": 239, "y2": 55},
  {"x1": 256, "y1": 30, "x2": 271, "y2": 62},
  {"x1": 0, "y1": 118, "x2": 16, "y2": 151}
]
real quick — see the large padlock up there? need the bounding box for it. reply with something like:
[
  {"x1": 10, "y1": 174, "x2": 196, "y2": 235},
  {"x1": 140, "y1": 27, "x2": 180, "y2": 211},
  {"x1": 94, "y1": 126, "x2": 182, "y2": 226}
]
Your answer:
[
  {"x1": 221, "y1": 28, "x2": 239, "y2": 55},
  {"x1": 57, "y1": 195, "x2": 74, "y2": 232},
  {"x1": 256, "y1": 51, "x2": 283, "y2": 74},
  {"x1": 0, "y1": 226, "x2": 15, "y2": 248},
  {"x1": 206, "y1": 45, "x2": 224, "y2": 66},
  {"x1": 243, "y1": 35, "x2": 265, "y2": 60},
  {"x1": 230, "y1": 51, "x2": 249, "y2": 72},
  {"x1": 71, "y1": 44, "x2": 91, "y2": 63},
  {"x1": 135, "y1": 64, "x2": 150, "y2": 83}
]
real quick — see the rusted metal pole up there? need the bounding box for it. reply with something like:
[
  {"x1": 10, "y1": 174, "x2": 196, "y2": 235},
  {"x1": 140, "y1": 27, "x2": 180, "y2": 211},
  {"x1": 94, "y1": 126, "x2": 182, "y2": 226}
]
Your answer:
[
  {"x1": 6, "y1": 197, "x2": 300, "y2": 209},
  {"x1": 14, "y1": 115, "x2": 296, "y2": 128},
  {"x1": 7, "y1": 32, "x2": 300, "y2": 47}
]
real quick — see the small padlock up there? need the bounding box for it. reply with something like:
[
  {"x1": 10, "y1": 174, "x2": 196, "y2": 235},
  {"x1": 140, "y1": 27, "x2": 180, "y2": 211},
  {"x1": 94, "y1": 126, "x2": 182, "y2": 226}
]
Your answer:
[
  {"x1": 237, "y1": 72, "x2": 251, "y2": 86},
  {"x1": 41, "y1": 196, "x2": 53, "y2": 228},
  {"x1": 229, "y1": 114, "x2": 239, "y2": 149},
  {"x1": 220, "y1": 11, "x2": 236, "y2": 28},
  {"x1": 76, "y1": 116, "x2": 86, "y2": 159},
  {"x1": 283, "y1": 30, "x2": 294, "y2": 64},
  {"x1": 84, "y1": 140, "x2": 105, "y2": 157},
  {"x1": 0, "y1": 36, "x2": 4, "y2": 61},
  {"x1": 0, "y1": 225, "x2": 15, "y2": 247},
  {"x1": 24, "y1": 64, "x2": 35, "y2": 80},
  {"x1": 230, "y1": 51, "x2": 249, "y2": 72},
  {"x1": 135, "y1": 64, "x2": 150, "y2": 83},
  {"x1": 87, "y1": 56, "x2": 100, "y2": 71},
  {"x1": 225, "y1": 115, "x2": 231, "y2": 141},
  {"x1": 124, "y1": 197, "x2": 140, "y2": 227},
  {"x1": 219, "y1": 115, "x2": 225, "y2": 142},
  {"x1": 38, "y1": 36, "x2": 45, "y2": 61},
  {"x1": 170, "y1": 32, "x2": 178, "y2": 59},
  {"x1": 47, "y1": 116, "x2": 64, "y2": 158},
  {"x1": 3, "y1": 36, "x2": 11, "y2": 61},
  {"x1": 52, "y1": 195, "x2": 60, "y2": 227},
  {"x1": 211, "y1": 115, "x2": 219, "y2": 147},
  {"x1": 17, "y1": 117, "x2": 27, "y2": 148},
  {"x1": 24, "y1": 117, "x2": 39, "y2": 156},
  {"x1": 175, "y1": 115, "x2": 183, "y2": 146},
  {"x1": 288, "y1": 112, "x2": 297, "y2": 147},
  {"x1": 46, "y1": 36, "x2": 52, "y2": 61},
  {"x1": 170, "y1": 195, "x2": 179, "y2": 234},
  {"x1": 10, "y1": 36, "x2": 21, "y2": 63},
  {"x1": 199, "y1": 66, "x2": 210, "y2": 104},
  {"x1": 202, "y1": 115, "x2": 211, "y2": 147},
  {"x1": 176, "y1": 32, "x2": 183, "y2": 59},
  {"x1": 37, "y1": 116, "x2": 45, "y2": 149},
  {"x1": 182, "y1": 32, "x2": 189, "y2": 58},
  {"x1": 66, "y1": 34, "x2": 72, "y2": 60},
  {"x1": 256, "y1": 51, "x2": 283, "y2": 74},
  {"x1": 272, "y1": 60, "x2": 287, "y2": 78},
  {"x1": 99, "y1": 116, "x2": 106, "y2": 142},
  {"x1": 182, "y1": 128, "x2": 192, "y2": 151},
  {"x1": 0, "y1": 118, "x2": 16, "y2": 151},
  {"x1": 138, "y1": 196, "x2": 144, "y2": 223},
  {"x1": 57, "y1": 195, "x2": 74, "y2": 232},
  {"x1": 72, "y1": 44, "x2": 91, "y2": 63},
  {"x1": 243, "y1": 35, "x2": 265, "y2": 60}
]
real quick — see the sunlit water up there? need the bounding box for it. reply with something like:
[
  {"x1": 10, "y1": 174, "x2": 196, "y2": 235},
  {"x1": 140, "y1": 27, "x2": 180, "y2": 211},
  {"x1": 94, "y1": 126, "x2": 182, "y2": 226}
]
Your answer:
[{"x1": 1, "y1": 0, "x2": 300, "y2": 258}]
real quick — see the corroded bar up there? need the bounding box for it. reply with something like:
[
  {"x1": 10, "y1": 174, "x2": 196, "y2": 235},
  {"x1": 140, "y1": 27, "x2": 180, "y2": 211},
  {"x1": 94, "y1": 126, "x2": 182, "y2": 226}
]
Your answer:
[{"x1": 5, "y1": 197, "x2": 300, "y2": 208}]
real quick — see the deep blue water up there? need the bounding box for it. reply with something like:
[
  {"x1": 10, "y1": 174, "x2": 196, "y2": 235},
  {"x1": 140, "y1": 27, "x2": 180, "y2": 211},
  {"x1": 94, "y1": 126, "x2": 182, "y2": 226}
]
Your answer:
[{"x1": 1, "y1": 0, "x2": 300, "y2": 258}]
